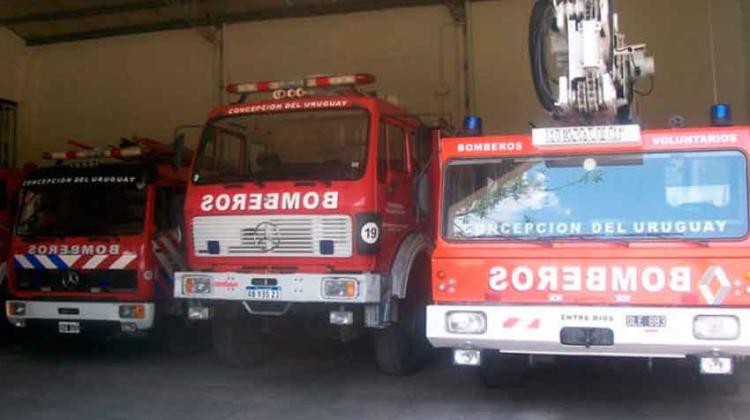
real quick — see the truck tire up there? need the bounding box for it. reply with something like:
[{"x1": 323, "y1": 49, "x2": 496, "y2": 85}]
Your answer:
[
  {"x1": 479, "y1": 351, "x2": 530, "y2": 388},
  {"x1": 212, "y1": 303, "x2": 275, "y2": 367},
  {"x1": 374, "y1": 256, "x2": 432, "y2": 375}
]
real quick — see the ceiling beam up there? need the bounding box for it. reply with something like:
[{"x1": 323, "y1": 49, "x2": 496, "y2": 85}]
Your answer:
[
  {"x1": 22, "y1": 0, "x2": 493, "y2": 46},
  {"x1": 0, "y1": 1, "x2": 213, "y2": 26},
  {"x1": 444, "y1": 0, "x2": 466, "y2": 23},
  {"x1": 24, "y1": 0, "x2": 440, "y2": 45}
]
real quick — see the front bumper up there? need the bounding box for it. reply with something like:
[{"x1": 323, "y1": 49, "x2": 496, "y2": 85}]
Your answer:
[
  {"x1": 427, "y1": 304, "x2": 750, "y2": 358},
  {"x1": 174, "y1": 271, "x2": 382, "y2": 304},
  {"x1": 6, "y1": 300, "x2": 155, "y2": 332}
]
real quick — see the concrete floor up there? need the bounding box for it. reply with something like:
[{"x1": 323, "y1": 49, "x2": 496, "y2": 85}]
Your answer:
[{"x1": 1, "y1": 337, "x2": 749, "y2": 420}]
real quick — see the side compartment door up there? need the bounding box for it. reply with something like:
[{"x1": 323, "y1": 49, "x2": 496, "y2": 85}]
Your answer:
[{"x1": 377, "y1": 120, "x2": 415, "y2": 264}]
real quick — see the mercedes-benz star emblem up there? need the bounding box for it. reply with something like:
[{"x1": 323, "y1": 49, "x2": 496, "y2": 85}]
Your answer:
[
  {"x1": 61, "y1": 270, "x2": 81, "y2": 291},
  {"x1": 253, "y1": 222, "x2": 281, "y2": 252}
]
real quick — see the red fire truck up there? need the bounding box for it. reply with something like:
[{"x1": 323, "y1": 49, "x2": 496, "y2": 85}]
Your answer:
[
  {"x1": 427, "y1": 0, "x2": 748, "y2": 385},
  {"x1": 5, "y1": 138, "x2": 199, "y2": 346},
  {"x1": 428, "y1": 126, "x2": 750, "y2": 383},
  {"x1": 0, "y1": 168, "x2": 22, "y2": 339},
  {"x1": 173, "y1": 73, "x2": 438, "y2": 374}
]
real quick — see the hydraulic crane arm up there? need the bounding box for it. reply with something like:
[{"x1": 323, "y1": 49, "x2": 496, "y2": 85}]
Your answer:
[{"x1": 529, "y1": 0, "x2": 654, "y2": 123}]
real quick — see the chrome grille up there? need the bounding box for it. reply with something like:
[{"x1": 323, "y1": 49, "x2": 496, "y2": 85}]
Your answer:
[{"x1": 192, "y1": 215, "x2": 352, "y2": 258}]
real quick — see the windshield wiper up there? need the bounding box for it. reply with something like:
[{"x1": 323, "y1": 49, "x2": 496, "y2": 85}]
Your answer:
[
  {"x1": 522, "y1": 234, "x2": 629, "y2": 246},
  {"x1": 614, "y1": 232, "x2": 710, "y2": 246}
]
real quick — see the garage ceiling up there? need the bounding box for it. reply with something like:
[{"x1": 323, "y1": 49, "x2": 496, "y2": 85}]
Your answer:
[{"x1": 0, "y1": 0, "x2": 472, "y2": 46}]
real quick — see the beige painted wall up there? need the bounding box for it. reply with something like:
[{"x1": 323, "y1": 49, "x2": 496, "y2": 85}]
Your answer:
[
  {"x1": 472, "y1": 0, "x2": 748, "y2": 134},
  {"x1": 19, "y1": 29, "x2": 217, "y2": 163},
  {"x1": 223, "y1": 6, "x2": 460, "y2": 123},
  {"x1": 12, "y1": 0, "x2": 750, "y2": 164},
  {"x1": 0, "y1": 27, "x2": 25, "y2": 102}
]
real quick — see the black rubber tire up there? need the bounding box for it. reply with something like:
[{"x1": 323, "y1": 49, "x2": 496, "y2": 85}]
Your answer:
[
  {"x1": 374, "y1": 255, "x2": 432, "y2": 376},
  {"x1": 479, "y1": 351, "x2": 530, "y2": 388},
  {"x1": 212, "y1": 303, "x2": 275, "y2": 367}
]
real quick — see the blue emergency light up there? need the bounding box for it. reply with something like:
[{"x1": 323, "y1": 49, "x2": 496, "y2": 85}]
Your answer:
[
  {"x1": 710, "y1": 103, "x2": 732, "y2": 126},
  {"x1": 463, "y1": 115, "x2": 483, "y2": 135}
]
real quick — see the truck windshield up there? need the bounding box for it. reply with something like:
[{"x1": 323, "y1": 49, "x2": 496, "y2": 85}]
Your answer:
[
  {"x1": 193, "y1": 109, "x2": 369, "y2": 184},
  {"x1": 443, "y1": 150, "x2": 748, "y2": 241},
  {"x1": 16, "y1": 184, "x2": 147, "y2": 238}
]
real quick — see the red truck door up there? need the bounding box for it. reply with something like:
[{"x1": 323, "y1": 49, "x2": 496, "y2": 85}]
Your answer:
[{"x1": 377, "y1": 119, "x2": 415, "y2": 264}]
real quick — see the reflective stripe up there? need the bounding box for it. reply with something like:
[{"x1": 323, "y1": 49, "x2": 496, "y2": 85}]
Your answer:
[
  {"x1": 36, "y1": 255, "x2": 60, "y2": 270},
  {"x1": 46, "y1": 254, "x2": 69, "y2": 270},
  {"x1": 59, "y1": 255, "x2": 81, "y2": 268},
  {"x1": 109, "y1": 253, "x2": 136, "y2": 270},
  {"x1": 13, "y1": 255, "x2": 34, "y2": 269},
  {"x1": 26, "y1": 255, "x2": 45, "y2": 270},
  {"x1": 83, "y1": 255, "x2": 107, "y2": 269}
]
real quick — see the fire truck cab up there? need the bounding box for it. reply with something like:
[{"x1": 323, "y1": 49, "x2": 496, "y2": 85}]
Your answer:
[
  {"x1": 174, "y1": 73, "x2": 437, "y2": 374},
  {"x1": 427, "y1": 125, "x2": 750, "y2": 384},
  {"x1": 5, "y1": 138, "x2": 197, "y2": 345}
]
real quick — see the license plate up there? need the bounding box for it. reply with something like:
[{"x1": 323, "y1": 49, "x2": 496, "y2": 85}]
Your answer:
[
  {"x1": 247, "y1": 286, "x2": 281, "y2": 300},
  {"x1": 626, "y1": 315, "x2": 666, "y2": 328},
  {"x1": 58, "y1": 321, "x2": 80, "y2": 334},
  {"x1": 700, "y1": 357, "x2": 733, "y2": 375}
]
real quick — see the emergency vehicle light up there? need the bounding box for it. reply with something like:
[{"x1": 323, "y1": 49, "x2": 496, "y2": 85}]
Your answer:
[
  {"x1": 43, "y1": 146, "x2": 144, "y2": 160},
  {"x1": 226, "y1": 73, "x2": 376, "y2": 94}
]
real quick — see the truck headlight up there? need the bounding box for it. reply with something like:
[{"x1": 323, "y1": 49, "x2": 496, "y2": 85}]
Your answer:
[
  {"x1": 184, "y1": 276, "x2": 212, "y2": 295},
  {"x1": 119, "y1": 304, "x2": 146, "y2": 319},
  {"x1": 446, "y1": 311, "x2": 487, "y2": 334},
  {"x1": 694, "y1": 315, "x2": 740, "y2": 340},
  {"x1": 322, "y1": 277, "x2": 358, "y2": 299},
  {"x1": 6, "y1": 302, "x2": 26, "y2": 316}
]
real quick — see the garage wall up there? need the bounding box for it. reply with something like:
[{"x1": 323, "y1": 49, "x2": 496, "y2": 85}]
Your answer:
[
  {"x1": 0, "y1": 27, "x2": 25, "y2": 102},
  {"x1": 19, "y1": 29, "x2": 217, "y2": 163},
  {"x1": 223, "y1": 6, "x2": 460, "y2": 123},
  {"x1": 16, "y1": 0, "x2": 750, "y2": 164},
  {"x1": 471, "y1": 0, "x2": 748, "y2": 134},
  {"x1": 742, "y1": 0, "x2": 750, "y2": 119}
]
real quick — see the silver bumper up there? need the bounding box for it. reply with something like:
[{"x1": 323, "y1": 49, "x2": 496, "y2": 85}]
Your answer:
[
  {"x1": 427, "y1": 304, "x2": 750, "y2": 358},
  {"x1": 6, "y1": 300, "x2": 155, "y2": 330},
  {"x1": 174, "y1": 271, "x2": 381, "y2": 304}
]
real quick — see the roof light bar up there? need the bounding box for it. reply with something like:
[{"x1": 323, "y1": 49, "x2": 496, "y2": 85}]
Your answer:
[{"x1": 226, "y1": 73, "x2": 375, "y2": 94}]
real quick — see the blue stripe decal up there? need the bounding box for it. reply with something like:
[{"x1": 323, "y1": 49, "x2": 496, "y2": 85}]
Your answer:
[
  {"x1": 46, "y1": 254, "x2": 68, "y2": 270},
  {"x1": 26, "y1": 255, "x2": 45, "y2": 270},
  {"x1": 13, "y1": 258, "x2": 23, "y2": 270}
]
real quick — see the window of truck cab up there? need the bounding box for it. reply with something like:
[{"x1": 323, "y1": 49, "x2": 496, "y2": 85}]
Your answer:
[
  {"x1": 378, "y1": 120, "x2": 411, "y2": 182},
  {"x1": 15, "y1": 177, "x2": 148, "y2": 238},
  {"x1": 193, "y1": 108, "x2": 370, "y2": 184},
  {"x1": 441, "y1": 150, "x2": 749, "y2": 241}
]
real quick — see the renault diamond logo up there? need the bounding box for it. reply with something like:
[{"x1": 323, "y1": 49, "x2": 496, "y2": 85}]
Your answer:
[
  {"x1": 61, "y1": 270, "x2": 81, "y2": 291},
  {"x1": 252, "y1": 222, "x2": 281, "y2": 252},
  {"x1": 699, "y1": 266, "x2": 731, "y2": 305}
]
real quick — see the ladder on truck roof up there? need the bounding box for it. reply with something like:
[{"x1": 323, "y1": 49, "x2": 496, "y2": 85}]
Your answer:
[{"x1": 42, "y1": 137, "x2": 192, "y2": 166}]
